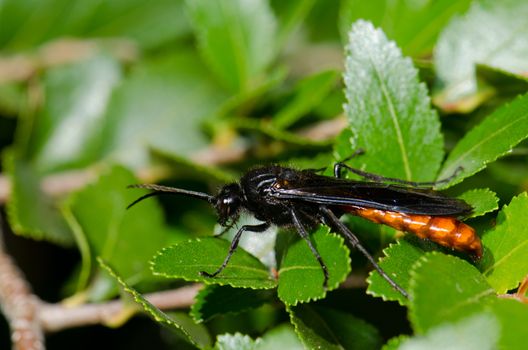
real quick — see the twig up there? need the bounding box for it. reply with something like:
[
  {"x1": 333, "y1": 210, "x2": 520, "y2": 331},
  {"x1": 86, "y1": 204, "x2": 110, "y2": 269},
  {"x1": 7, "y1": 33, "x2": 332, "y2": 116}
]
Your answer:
[
  {"x1": 39, "y1": 284, "x2": 201, "y2": 333},
  {"x1": 0, "y1": 216, "x2": 44, "y2": 350},
  {"x1": 0, "y1": 38, "x2": 137, "y2": 84},
  {"x1": 498, "y1": 274, "x2": 528, "y2": 304}
]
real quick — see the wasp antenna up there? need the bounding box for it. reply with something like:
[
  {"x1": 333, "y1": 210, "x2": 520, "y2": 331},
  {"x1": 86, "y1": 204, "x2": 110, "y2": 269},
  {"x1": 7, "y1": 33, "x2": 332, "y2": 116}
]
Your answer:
[{"x1": 127, "y1": 184, "x2": 215, "y2": 209}]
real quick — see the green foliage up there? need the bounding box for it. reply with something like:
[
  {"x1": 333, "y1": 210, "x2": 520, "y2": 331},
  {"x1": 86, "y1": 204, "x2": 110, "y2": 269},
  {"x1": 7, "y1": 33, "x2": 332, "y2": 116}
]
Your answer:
[
  {"x1": 480, "y1": 193, "x2": 528, "y2": 293},
  {"x1": 340, "y1": 0, "x2": 472, "y2": 56},
  {"x1": 99, "y1": 259, "x2": 212, "y2": 348},
  {"x1": 1, "y1": 0, "x2": 528, "y2": 349},
  {"x1": 151, "y1": 238, "x2": 277, "y2": 289},
  {"x1": 186, "y1": 0, "x2": 278, "y2": 93},
  {"x1": 437, "y1": 93, "x2": 528, "y2": 187},
  {"x1": 342, "y1": 20, "x2": 443, "y2": 181},
  {"x1": 277, "y1": 227, "x2": 350, "y2": 305},
  {"x1": 408, "y1": 253, "x2": 495, "y2": 333},
  {"x1": 398, "y1": 313, "x2": 500, "y2": 350},
  {"x1": 213, "y1": 325, "x2": 305, "y2": 350},
  {"x1": 288, "y1": 304, "x2": 381, "y2": 350},
  {"x1": 4, "y1": 150, "x2": 74, "y2": 245},
  {"x1": 191, "y1": 285, "x2": 273, "y2": 323},
  {"x1": 100, "y1": 51, "x2": 229, "y2": 169},
  {"x1": 434, "y1": 0, "x2": 528, "y2": 110},
  {"x1": 272, "y1": 70, "x2": 340, "y2": 129},
  {"x1": 29, "y1": 55, "x2": 122, "y2": 173},
  {"x1": 367, "y1": 237, "x2": 437, "y2": 306},
  {"x1": 66, "y1": 166, "x2": 174, "y2": 293},
  {"x1": 457, "y1": 188, "x2": 499, "y2": 218}
]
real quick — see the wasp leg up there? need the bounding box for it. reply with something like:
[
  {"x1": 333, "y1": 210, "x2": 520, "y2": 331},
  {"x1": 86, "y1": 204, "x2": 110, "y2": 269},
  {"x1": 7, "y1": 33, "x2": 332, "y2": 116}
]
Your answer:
[
  {"x1": 200, "y1": 222, "x2": 270, "y2": 278},
  {"x1": 320, "y1": 206, "x2": 409, "y2": 299},
  {"x1": 334, "y1": 162, "x2": 462, "y2": 188},
  {"x1": 213, "y1": 220, "x2": 237, "y2": 238},
  {"x1": 290, "y1": 209, "x2": 329, "y2": 289}
]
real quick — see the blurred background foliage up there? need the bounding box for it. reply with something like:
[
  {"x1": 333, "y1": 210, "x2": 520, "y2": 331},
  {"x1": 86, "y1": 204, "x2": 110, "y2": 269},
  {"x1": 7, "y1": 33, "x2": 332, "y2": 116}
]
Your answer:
[{"x1": 0, "y1": 0, "x2": 527, "y2": 349}]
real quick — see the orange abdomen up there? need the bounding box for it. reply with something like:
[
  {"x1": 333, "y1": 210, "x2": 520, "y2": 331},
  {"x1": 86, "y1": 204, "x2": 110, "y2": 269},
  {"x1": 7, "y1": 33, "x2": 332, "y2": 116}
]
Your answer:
[{"x1": 346, "y1": 207, "x2": 482, "y2": 259}]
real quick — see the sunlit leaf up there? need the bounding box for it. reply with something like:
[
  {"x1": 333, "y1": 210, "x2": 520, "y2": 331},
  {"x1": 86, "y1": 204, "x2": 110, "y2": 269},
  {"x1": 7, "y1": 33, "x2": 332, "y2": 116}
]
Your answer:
[
  {"x1": 434, "y1": 0, "x2": 528, "y2": 109},
  {"x1": 101, "y1": 51, "x2": 228, "y2": 169},
  {"x1": 278, "y1": 227, "x2": 350, "y2": 305},
  {"x1": 340, "y1": 0, "x2": 472, "y2": 56},
  {"x1": 437, "y1": 93, "x2": 528, "y2": 187},
  {"x1": 409, "y1": 252, "x2": 495, "y2": 333},
  {"x1": 342, "y1": 20, "x2": 443, "y2": 181},
  {"x1": 457, "y1": 188, "x2": 499, "y2": 218},
  {"x1": 151, "y1": 238, "x2": 277, "y2": 289},
  {"x1": 480, "y1": 193, "x2": 528, "y2": 293},
  {"x1": 186, "y1": 0, "x2": 278, "y2": 93}
]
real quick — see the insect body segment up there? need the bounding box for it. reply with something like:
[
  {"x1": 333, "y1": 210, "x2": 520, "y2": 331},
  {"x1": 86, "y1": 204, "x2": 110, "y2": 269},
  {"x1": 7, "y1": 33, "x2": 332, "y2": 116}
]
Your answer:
[{"x1": 349, "y1": 207, "x2": 482, "y2": 259}]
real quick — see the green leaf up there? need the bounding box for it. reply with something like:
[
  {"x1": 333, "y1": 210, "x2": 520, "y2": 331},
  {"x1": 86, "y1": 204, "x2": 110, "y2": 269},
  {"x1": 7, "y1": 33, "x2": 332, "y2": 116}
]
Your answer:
[
  {"x1": 215, "y1": 333, "x2": 256, "y2": 350},
  {"x1": 255, "y1": 324, "x2": 304, "y2": 350},
  {"x1": 85, "y1": 0, "x2": 191, "y2": 49},
  {"x1": 397, "y1": 313, "x2": 499, "y2": 350},
  {"x1": 28, "y1": 55, "x2": 122, "y2": 173},
  {"x1": 437, "y1": 93, "x2": 528, "y2": 187},
  {"x1": 101, "y1": 51, "x2": 228, "y2": 169},
  {"x1": 367, "y1": 236, "x2": 437, "y2": 305},
  {"x1": 476, "y1": 64, "x2": 528, "y2": 98},
  {"x1": 480, "y1": 193, "x2": 528, "y2": 293},
  {"x1": 288, "y1": 304, "x2": 382, "y2": 350},
  {"x1": 272, "y1": 0, "x2": 316, "y2": 47},
  {"x1": 0, "y1": 0, "x2": 190, "y2": 50},
  {"x1": 232, "y1": 118, "x2": 331, "y2": 147},
  {"x1": 4, "y1": 150, "x2": 74, "y2": 246},
  {"x1": 98, "y1": 259, "x2": 211, "y2": 348},
  {"x1": 273, "y1": 70, "x2": 340, "y2": 129},
  {"x1": 191, "y1": 285, "x2": 273, "y2": 322},
  {"x1": 434, "y1": 0, "x2": 528, "y2": 108},
  {"x1": 151, "y1": 238, "x2": 277, "y2": 289},
  {"x1": 409, "y1": 252, "x2": 495, "y2": 333},
  {"x1": 277, "y1": 227, "x2": 350, "y2": 305},
  {"x1": 457, "y1": 188, "x2": 499, "y2": 218},
  {"x1": 186, "y1": 0, "x2": 278, "y2": 93},
  {"x1": 214, "y1": 213, "x2": 278, "y2": 270},
  {"x1": 66, "y1": 165, "x2": 172, "y2": 284},
  {"x1": 213, "y1": 324, "x2": 304, "y2": 350},
  {"x1": 342, "y1": 20, "x2": 443, "y2": 181},
  {"x1": 488, "y1": 298, "x2": 528, "y2": 350},
  {"x1": 382, "y1": 335, "x2": 409, "y2": 350},
  {"x1": 340, "y1": 0, "x2": 472, "y2": 56}
]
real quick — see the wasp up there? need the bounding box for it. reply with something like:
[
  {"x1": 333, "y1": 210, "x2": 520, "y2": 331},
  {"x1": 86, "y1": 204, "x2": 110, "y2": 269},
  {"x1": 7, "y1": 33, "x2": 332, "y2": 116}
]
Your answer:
[{"x1": 129, "y1": 157, "x2": 481, "y2": 298}]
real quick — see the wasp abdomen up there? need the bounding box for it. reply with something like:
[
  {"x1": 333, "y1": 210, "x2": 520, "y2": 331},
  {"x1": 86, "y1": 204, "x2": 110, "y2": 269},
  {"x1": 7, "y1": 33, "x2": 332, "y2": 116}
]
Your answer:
[{"x1": 347, "y1": 207, "x2": 483, "y2": 259}]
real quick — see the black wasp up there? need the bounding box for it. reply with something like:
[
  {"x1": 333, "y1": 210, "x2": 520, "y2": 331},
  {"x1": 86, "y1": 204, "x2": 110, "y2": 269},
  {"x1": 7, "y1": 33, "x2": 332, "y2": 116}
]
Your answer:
[{"x1": 128, "y1": 157, "x2": 480, "y2": 299}]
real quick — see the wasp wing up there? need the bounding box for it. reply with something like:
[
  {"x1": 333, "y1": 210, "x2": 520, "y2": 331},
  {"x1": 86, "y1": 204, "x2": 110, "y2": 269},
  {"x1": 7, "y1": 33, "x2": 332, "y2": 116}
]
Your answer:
[{"x1": 269, "y1": 177, "x2": 472, "y2": 216}]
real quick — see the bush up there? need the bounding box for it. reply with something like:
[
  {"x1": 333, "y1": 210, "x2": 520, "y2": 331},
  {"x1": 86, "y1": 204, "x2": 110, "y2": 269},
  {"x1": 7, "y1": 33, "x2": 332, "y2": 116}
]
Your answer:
[{"x1": 0, "y1": 1, "x2": 527, "y2": 349}]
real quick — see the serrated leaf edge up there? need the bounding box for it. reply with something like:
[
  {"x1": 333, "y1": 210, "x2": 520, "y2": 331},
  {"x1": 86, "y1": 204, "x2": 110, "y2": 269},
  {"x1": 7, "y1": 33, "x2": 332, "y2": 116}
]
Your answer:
[
  {"x1": 481, "y1": 192, "x2": 528, "y2": 291},
  {"x1": 459, "y1": 188, "x2": 499, "y2": 218},
  {"x1": 97, "y1": 257, "x2": 207, "y2": 348},
  {"x1": 438, "y1": 93, "x2": 528, "y2": 186},
  {"x1": 150, "y1": 238, "x2": 277, "y2": 290},
  {"x1": 365, "y1": 241, "x2": 409, "y2": 306},
  {"x1": 278, "y1": 231, "x2": 351, "y2": 306},
  {"x1": 407, "y1": 252, "x2": 496, "y2": 333}
]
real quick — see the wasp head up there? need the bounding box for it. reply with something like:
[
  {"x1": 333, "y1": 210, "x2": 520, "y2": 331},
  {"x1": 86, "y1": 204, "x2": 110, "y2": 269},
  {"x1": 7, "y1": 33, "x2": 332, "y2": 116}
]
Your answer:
[{"x1": 214, "y1": 183, "x2": 243, "y2": 226}]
